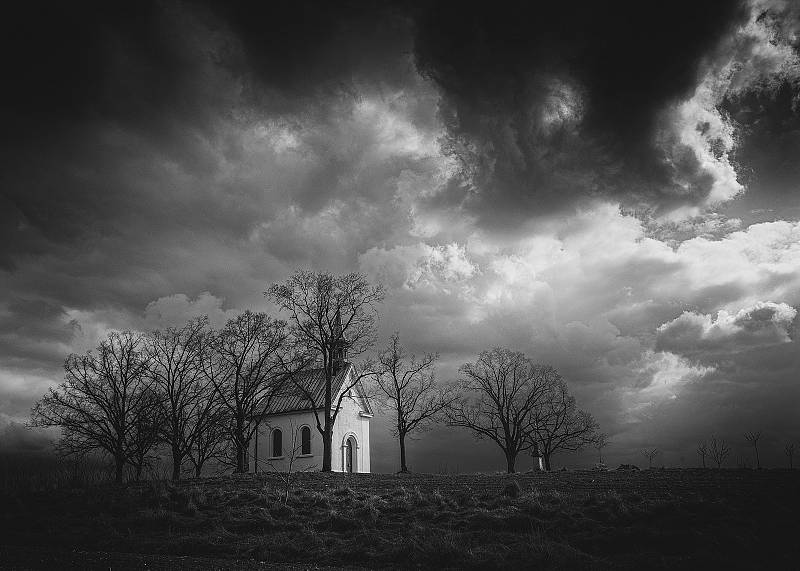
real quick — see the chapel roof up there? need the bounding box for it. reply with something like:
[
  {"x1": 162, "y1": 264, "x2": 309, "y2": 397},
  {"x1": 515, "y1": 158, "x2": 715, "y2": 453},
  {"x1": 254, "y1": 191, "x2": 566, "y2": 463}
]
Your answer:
[{"x1": 264, "y1": 362, "x2": 372, "y2": 416}]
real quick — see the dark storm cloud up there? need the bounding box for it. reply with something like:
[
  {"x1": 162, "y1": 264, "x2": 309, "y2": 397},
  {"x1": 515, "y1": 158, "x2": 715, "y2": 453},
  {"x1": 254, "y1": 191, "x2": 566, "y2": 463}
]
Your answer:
[
  {"x1": 1, "y1": 1, "x2": 396, "y2": 271},
  {"x1": 0, "y1": 299, "x2": 76, "y2": 369},
  {"x1": 205, "y1": 0, "x2": 414, "y2": 101},
  {"x1": 0, "y1": 0, "x2": 415, "y2": 151},
  {"x1": 1, "y1": 2, "x2": 236, "y2": 147},
  {"x1": 409, "y1": 0, "x2": 758, "y2": 226},
  {"x1": 0, "y1": 0, "x2": 787, "y2": 249},
  {"x1": 0, "y1": 0, "x2": 434, "y2": 405},
  {"x1": 722, "y1": 79, "x2": 800, "y2": 219},
  {"x1": 0, "y1": 1, "x2": 422, "y2": 268},
  {"x1": 1, "y1": 1, "x2": 240, "y2": 268}
]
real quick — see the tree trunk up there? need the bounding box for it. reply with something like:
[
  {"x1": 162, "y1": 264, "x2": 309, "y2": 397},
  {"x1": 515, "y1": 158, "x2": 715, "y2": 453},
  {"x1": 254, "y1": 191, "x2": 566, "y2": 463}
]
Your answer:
[
  {"x1": 543, "y1": 453, "x2": 552, "y2": 471},
  {"x1": 399, "y1": 434, "x2": 408, "y2": 473},
  {"x1": 755, "y1": 446, "x2": 760, "y2": 469},
  {"x1": 322, "y1": 368, "x2": 333, "y2": 472},
  {"x1": 322, "y1": 425, "x2": 333, "y2": 472},
  {"x1": 505, "y1": 451, "x2": 516, "y2": 474},
  {"x1": 194, "y1": 461, "x2": 203, "y2": 478},
  {"x1": 235, "y1": 441, "x2": 246, "y2": 473},
  {"x1": 171, "y1": 446, "x2": 182, "y2": 481},
  {"x1": 135, "y1": 461, "x2": 144, "y2": 482},
  {"x1": 114, "y1": 453, "x2": 125, "y2": 484}
]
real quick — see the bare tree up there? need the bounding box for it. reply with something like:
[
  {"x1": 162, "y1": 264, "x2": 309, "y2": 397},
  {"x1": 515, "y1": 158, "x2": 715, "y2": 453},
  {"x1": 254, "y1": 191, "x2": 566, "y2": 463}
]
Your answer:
[
  {"x1": 641, "y1": 448, "x2": 659, "y2": 469},
  {"x1": 30, "y1": 331, "x2": 152, "y2": 483},
  {"x1": 593, "y1": 433, "x2": 609, "y2": 464},
  {"x1": 696, "y1": 441, "x2": 708, "y2": 468},
  {"x1": 202, "y1": 311, "x2": 292, "y2": 473},
  {"x1": 446, "y1": 348, "x2": 551, "y2": 473},
  {"x1": 373, "y1": 333, "x2": 457, "y2": 473},
  {"x1": 785, "y1": 442, "x2": 795, "y2": 469},
  {"x1": 266, "y1": 270, "x2": 385, "y2": 471},
  {"x1": 186, "y1": 394, "x2": 228, "y2": 478},
  {"x1": 531, "y1": 377, "x2": 599, "y2": 471},
  {"x1": 709, "y1": 436, "x2": 730, "y2": 468},
  {"x1": 145, "y1": 317, "x2": 211, "y2": 480},
  {"x1": 127, "y1": 386, "x2": 164, "y2": 481},
  {"x1": 744, "y1": 431, "x2": 762, "y2": 469}
]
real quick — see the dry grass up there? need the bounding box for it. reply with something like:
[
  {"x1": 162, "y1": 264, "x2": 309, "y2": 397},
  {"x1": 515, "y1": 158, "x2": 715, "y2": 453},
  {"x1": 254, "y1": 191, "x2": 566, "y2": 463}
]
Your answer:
[
  {"x1": 0, "y1": 452, "x2": 113, "y2": 493},
  {"x1": 1, "y1": 468, "x2": 799, "y2": 569}
]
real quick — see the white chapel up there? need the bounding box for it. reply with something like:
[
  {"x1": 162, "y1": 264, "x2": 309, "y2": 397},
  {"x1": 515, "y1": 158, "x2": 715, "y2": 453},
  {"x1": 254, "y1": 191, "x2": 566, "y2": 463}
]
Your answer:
[{"x1": 249, "y1": 317, "x2": 373, "y2": 473}]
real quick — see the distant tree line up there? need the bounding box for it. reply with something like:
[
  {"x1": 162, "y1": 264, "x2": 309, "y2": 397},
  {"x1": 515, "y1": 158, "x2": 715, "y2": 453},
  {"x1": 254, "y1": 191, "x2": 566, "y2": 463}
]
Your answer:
[
  {"x1": 692, "y1": 432, "x2": 797, "y2": 470},
  {"x1": 651, "y1": 431, "x2": 800, "y2": 470}
]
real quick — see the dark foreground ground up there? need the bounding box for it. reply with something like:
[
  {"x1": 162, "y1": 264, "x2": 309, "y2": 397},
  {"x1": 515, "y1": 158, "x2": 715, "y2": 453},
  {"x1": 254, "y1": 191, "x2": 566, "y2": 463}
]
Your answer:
[{"x1": 1, "y1": 470, "x2": 799, "y2": 570}]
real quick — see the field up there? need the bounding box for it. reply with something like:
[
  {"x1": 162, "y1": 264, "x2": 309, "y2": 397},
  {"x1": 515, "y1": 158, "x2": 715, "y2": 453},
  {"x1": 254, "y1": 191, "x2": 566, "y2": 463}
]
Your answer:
[{"x1": 1, "y1": 469, "x2": 799, "y2": 569}]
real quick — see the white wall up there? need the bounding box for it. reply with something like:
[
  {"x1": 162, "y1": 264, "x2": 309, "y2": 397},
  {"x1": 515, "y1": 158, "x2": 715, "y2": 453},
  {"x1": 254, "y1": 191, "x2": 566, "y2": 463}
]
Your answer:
[
  {"x1": 250, "y1": 394, "x2": 371, "y2": 473},
  {"x1": 250, "y1": 411, "x2": 322, "y2": 473}
]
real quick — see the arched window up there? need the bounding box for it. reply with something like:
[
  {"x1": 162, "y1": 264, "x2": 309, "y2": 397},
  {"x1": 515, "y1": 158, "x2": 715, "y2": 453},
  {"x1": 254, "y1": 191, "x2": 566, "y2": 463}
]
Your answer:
[
  {"x1": 272, "y1": 428, "x2": 283, "y2": 457},
  {"x1": 300, "y1": 426, "x2": 311, "y2": 455}
]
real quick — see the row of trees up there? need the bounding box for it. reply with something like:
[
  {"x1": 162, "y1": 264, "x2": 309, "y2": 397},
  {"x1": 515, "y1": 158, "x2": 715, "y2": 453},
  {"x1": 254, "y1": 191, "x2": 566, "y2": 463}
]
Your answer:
[
  {"x1": 637, "y1": 434, "x2": 798, "y2": 470},
  {"x1": 31, "y1": 271, "x2": 384, "y2": 482},
  {"x1": 30, "y1": 315, "x2": 293, "y2": 482},
  {"x1": 30, "y1": 270, "x2": 600, "y2": 480},
  {"x1": 369, "y1": 338, "x2": 599, "y2": 473},
  {"x1": 696, "y1": 433, "x2": 798, "y2": 469}
]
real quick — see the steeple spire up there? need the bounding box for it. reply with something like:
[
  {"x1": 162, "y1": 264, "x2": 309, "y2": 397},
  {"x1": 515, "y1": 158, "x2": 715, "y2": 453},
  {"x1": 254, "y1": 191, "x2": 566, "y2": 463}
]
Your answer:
[{"x1": 333, "y1": 308, "x2": 343, "y2": 339}]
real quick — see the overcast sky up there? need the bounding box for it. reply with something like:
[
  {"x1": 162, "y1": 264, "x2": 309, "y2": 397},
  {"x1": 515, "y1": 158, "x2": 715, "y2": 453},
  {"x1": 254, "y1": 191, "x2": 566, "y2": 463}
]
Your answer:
[{"x1": 1, "y1": 0, "x2": 799, "y2": 471}]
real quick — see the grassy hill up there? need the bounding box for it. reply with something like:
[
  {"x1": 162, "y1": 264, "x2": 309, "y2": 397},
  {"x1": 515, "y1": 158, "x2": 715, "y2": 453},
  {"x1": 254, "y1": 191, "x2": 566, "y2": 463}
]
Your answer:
[{"x1": 1, "y1": 469, "x2": 799, "y2": 569}]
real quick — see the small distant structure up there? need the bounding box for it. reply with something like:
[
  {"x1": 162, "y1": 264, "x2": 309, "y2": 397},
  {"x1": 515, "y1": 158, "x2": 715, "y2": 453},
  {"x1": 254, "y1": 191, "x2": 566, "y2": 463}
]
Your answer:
[
  {"x1": 249, "y1": 311, "x2": 373, "y2": 473},
  {"x1": 531, "y1": 447, "x2": 544, "y2": 471}
]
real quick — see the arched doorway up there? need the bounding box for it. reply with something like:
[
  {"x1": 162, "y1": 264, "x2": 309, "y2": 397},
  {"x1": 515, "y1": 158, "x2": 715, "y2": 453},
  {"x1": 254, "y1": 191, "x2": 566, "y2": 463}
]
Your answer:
[{"x1": 344, "y1": 435, "x2": 357, "y2": 473}]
